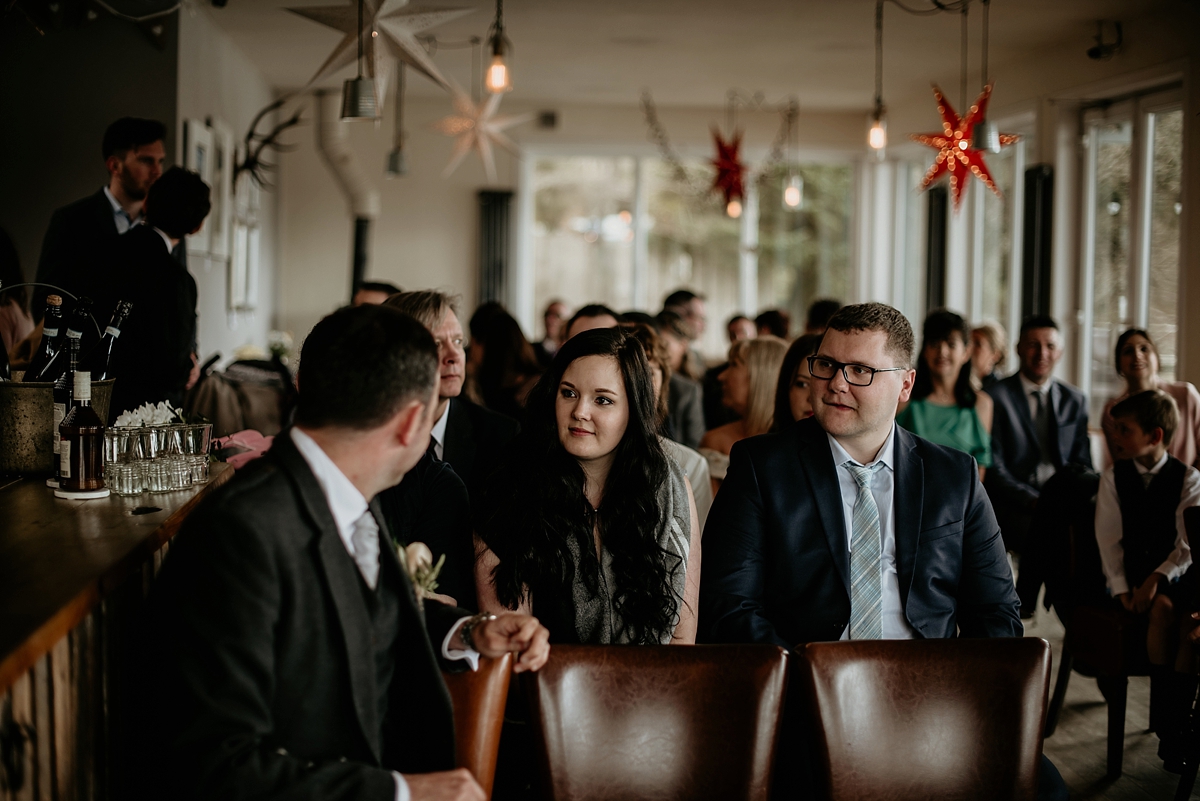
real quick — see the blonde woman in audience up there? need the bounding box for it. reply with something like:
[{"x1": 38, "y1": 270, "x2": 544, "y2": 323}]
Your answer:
[
  {"x1": 971, "y1": 320, "x2": 1008, "y2": 389},
  {"x1": 1102, "y1": 328, "x2": 1200, "y2": 468},
  {"x1": 698, "y1": 336, "x2": 788, "y2": 491}
]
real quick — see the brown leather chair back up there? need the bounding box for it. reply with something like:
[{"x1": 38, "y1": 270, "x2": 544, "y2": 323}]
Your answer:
[
  {"x1": 524, "y1": 644, "x2": 789, "y2": 801},
  {"x1": 443, "y1": 653, "x2": 512, "y2": 796},
  {"x1": 801, "y1": 638, "x2": 1051, "y2": 801}
]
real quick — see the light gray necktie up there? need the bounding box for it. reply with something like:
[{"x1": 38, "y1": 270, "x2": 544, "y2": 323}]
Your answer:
[
  {"x1": 350, "y1": 511, "x2": 381, "y2": 590},
  {"x1": 846, "y1": 462, "x2": 885, "y2": 640}
]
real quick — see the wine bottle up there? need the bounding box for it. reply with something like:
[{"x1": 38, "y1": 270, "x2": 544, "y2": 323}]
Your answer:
[
  {"x1": 59, "y1": 371, "x2": 106, "y2": 492},
  {"x1": 34, "y1": 296, "x2": 92, "y2": 383},
  {"x1": 22, "y1": 295, "x2": 64, "y2": 381},
  {"x1": 81, "y1": 300, "x2": 133, "y2": 381},
  {"x1": 51, "y1": 336, "x2": 81, "y2": 485}
]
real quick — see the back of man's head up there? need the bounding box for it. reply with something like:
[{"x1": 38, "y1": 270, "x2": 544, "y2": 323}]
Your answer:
[
  {"x1": 102, "y1": 117, "x2": 167, "y2": 160},
  {"x1": 295, "y1": 305, "x2": 438, "y2": 430},
  {"x1": 566, "y1": 303, "x2": 619, "y2": 338},
  {"x1": 383, "y1": 290, "x2": 458, "y2": 332},
  {"x1": 825, "y1": 302, "x2": 915, "y2": 366},
  {"x1": 145, "y1": 167, "x2": 211, "y2": 239}
]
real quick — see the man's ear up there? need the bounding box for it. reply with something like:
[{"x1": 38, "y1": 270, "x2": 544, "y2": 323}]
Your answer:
[
  {"x1": 1151, "y1": 426, "x2": 1166, "y2": 447},
  {"x1": 897, "y1": 368, "x2": 917, "y2": 404},
  {"x1": 105, "y1": 154, "x2": 123, "y2": 178},
  {"x1": 394, "y1": 399, "x2": 427, "y2": 448}
]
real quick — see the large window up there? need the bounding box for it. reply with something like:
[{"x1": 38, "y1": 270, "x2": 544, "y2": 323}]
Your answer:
[
  {"x1": 528, "y1": 155, "x2": 855, "y2": 359},
  {"x1": 1080, "y1": 89, "x2": 1183, "y2": 421}
]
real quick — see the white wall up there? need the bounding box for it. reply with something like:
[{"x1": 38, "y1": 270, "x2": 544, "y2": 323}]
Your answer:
[{"x1": 176, "y1": 6, "x2": 279, "y2": 365}]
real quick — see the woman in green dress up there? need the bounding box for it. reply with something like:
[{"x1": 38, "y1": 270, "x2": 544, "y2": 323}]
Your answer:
[{"x1": 897, "y1": 309, "x2": 994, "y2": 479}]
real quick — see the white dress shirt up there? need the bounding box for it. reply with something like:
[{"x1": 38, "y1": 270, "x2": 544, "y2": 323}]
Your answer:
[
  {"x1": 290, "y1": 428, "x2": 478, "y2": 801},
  {"x1": 430, "y1": 402, "x2": 450, "y2": 461},
  {"x1": 828, "y1": 425, "x2": 916, "y2": 640},
  {"x1": 104, "y1": 186, "x2": 143, "y2": 233},
  {"x1": 1094, "y1": 452, "x2": 1200, "y2": 596}
]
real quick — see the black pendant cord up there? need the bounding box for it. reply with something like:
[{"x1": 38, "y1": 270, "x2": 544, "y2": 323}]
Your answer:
[
  {"x1": 874, "y1": 0, "x2": 884, "y2": 114},
  {"x1": 981, "y1": 0, "x2": 989, "y2": 87},
  {"x1": 959, "y1": 3, "x2": 968, "y2": 110},
  {"x1": 356, "y1": 0, "x2": 364, "y2": 80}
]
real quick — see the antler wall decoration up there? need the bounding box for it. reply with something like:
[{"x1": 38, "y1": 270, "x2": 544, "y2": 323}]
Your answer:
[{"x1": 234, "y1": 98, "x2": 304, "y2": 189}]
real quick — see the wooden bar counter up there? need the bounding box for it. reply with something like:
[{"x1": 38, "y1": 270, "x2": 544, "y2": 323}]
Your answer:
[{"x1": 0, "y1": 465, "x2": 232, "y2": 800}]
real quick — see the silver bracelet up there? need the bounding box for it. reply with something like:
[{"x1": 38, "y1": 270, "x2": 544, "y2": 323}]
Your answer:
[{"x1": 459, "y1": 613, "x2": 497, "y2": 652}]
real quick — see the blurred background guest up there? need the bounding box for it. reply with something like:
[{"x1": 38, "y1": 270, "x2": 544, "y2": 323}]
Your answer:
[
  {"x1": 533, "y1": 299, "x2": 569, "y2": 367},
  {"x1": 1101, "y1": 328, "x2": 1200, "y2": 468},
  {"x1": 704, "y1": 313, "x2": 757, "y2": 430},
  {"x1": 971, "y1": 320, "x2": 1009, "y2": 389},
  {"x1": 351, "y1": 280, "x2": 401, "y2": 306},
  {"x1": 661, "y1": 288, "x2": 707, "y2": 381},
  {"x1": 804, "y1": 297, "x2": 842, "y2": 335},
  {"x1": 624, "y1": 321, "x2": 713, "y2": 525},
  {"x1": 897, "y1": 310, "x2": 993, "y2": 479},
  {"x1": 772, "y1": 334, "x2": 822, "y2": 432},
  {"x1": 34, "y1": 117, "x2": 167, "y2": 318},
  {"x1": 0, "y1": 226, "x2": 32, "y2": 356},
  {"x1": 657, "y1": 309, "x2": 705, "y2": 450},
  {"x1": 564, "y1": 302, "x2": 619, "y2": 340},
  {"x1": 699, "y1": 336, "x2": 787, "y2": 491},
  {"x1": 727, "y1": 314, "x2": 757, "y2": 342},
  {"x1": 469, "y1": 302, "x2": 543, "y2": 420},
  {"x1": 755, "y1": 308, "x2": 790, "y2": 340}
]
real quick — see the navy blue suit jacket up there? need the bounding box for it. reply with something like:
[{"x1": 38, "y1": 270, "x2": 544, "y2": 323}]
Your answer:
[
  {"x1": 984, "y1": 373, "x2": 1092, "y2": 511},
  {"x1": 699, "y1": 416, "x2": 1021, "y2": 648}
]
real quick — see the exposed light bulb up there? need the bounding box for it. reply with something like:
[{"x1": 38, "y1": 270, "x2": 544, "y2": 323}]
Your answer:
[
  {"x1": 868, "y1": 117, "x2": 887, "y2": 150},
  {"x1": 784, "y1": 174, "x2": 803, "y2": 209},
  {"x1": 485, "y1": 53, "x2": 511, "y2": 93},
  {"x1": 726, "y1": 199, "x2": 743, "y2": 219}
]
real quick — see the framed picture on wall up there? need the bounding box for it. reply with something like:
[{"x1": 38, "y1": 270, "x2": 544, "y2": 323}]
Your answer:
[
  {"x1": 184, "y1": 119, "x2": 213, "y2": 254},
  {"x1": 208, "y1": 118, "x2": 234, "y2": 260}
]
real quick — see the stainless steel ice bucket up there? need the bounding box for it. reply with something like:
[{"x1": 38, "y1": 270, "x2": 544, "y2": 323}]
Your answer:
[{"x1": 0, "y1": 373, "x2": 115, "y2": 475}]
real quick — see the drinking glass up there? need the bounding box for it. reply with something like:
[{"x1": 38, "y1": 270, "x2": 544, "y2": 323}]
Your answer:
[
  {"x1": 182, "y1": 424, "x2": 213, "y2": 457},
  {"x1": 189, "y1": 456, "x2": 211, "y2": 484},
  {"x1": 145, "y1": 462, "x2": 172, "y2": 493}
]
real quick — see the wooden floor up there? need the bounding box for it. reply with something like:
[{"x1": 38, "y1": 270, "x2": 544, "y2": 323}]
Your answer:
[{"x1": 1028, "y1": 602, "x2": 1197, "y2": 800}]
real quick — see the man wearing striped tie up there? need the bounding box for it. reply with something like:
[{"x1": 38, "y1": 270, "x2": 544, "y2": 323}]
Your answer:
[{"x1": 700, "y1": 302, "x2": 1064, "y2": 799}]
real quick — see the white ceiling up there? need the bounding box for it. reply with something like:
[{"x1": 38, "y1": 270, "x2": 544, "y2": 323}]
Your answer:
[{"x1": 207, "y1": 0, "x2": 1177, "y2": 110}]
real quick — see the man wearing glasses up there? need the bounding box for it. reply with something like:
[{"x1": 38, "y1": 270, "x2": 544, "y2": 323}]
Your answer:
[{"x1": 700, "y1": 303, "x2": 1068, "y2": 798}]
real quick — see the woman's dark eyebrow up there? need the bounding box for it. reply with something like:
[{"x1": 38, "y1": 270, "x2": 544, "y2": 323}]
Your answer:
[
  {"x1": 594, "y1": 387, "x2": 617, "y2": 395},
  {"x1": 560, "y1": 380, "x2": 576, "y2": 389}
]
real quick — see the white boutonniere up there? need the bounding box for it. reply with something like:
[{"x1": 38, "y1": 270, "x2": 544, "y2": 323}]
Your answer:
[{"x1": 399, "y1": 541, "x2": 446, "y2": 603}]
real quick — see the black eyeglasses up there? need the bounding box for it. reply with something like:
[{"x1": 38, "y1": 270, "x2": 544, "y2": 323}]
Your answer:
[{"x1": 807, "y1": 356, "x2": 907, "y2": 387}]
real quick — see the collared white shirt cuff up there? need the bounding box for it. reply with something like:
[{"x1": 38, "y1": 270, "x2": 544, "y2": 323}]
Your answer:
[
  {"x1": 393, "y1": 772, "x2": 410, "y2": 801},
  {"x1": 442, "y1": 617, "x2": 481, "y2": 671}
]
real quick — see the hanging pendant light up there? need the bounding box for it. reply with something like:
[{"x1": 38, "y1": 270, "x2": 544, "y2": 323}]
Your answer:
[
  {"x1": 867, "y1": 0, "x2": 887, "y2": 156},
  {"x1": 782, "y1": 100, "x2": 803, "y2": 209},
  {"x1": 974, "y1": 0, "x2": 1002, "y2": 153},
  {"x1": 340, "y1": 0, "x2": 378, "y2": 120},
  {"x1": 784, "y1": 174, "x2": 804, "y2": 209},
  {"x1": 726, "y1": 199, "x2": 743, "y2": 219},
  {"x1": 485, "y1": 0, "x2": 512, "y2": 93}
]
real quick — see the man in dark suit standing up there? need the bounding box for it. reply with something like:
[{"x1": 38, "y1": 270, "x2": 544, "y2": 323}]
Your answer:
[
  {"x1": 700, "y1": 302, "x2": 1063, "y2": 799},
  {"x1": 99, "y1": 167, "x2": 207, "y2": 418},
  {"x1": 146, "y1": 304, "x2": 550, "y2": 801},
  {"x1": 34, "y1": 118, "x2": 166, "y2": 318},
  {"x1": 985, "y1": 315, "x2": 1093, "y2": 614}
]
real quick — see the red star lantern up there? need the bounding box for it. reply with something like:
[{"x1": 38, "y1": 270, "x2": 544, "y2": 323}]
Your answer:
[
  {"x1": 910, "y1": 84, "x2": 1020, "y2": 210},
  {"x1": 711, "y1": 128, "x2": 746, "y2": 206}
]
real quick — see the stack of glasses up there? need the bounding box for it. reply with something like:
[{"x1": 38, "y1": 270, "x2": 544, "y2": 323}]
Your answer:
[{"x1": 102, "y1": 423, "x2": 213, "y2": 495}]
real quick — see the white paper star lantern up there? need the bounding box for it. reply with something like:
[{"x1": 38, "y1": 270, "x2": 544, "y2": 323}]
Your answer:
[{"x1": 432, "y1": 86, "x2": 532, "y2": 183}]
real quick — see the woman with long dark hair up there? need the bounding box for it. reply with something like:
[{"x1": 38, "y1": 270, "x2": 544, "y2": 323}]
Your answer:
[
  {"x1": 473, "y1": 327, "x2": 700, "y2": 645},
  {"x1": 897, "y1": 309, "x2": 994, "y2": 479},
  {"x1": 772, "y1": 333, "x2": 822, "y2": 432},
  {"x1": 467, "y1": 302, "x2": 543, "y2": 419}
]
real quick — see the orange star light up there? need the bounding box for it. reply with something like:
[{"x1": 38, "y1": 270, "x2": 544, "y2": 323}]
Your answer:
[{"x1": 910, "y1": 83, "x2": 1020, "y2": 210}]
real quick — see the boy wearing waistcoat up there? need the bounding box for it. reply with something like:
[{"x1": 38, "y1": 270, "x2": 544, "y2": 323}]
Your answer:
[{"x1": 1095, "y1": 389, "x2": 1200, "y2": 770}]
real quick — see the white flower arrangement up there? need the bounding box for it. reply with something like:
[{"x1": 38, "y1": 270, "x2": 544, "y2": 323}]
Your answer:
[{"x1": 114, "y1": 401, "x2": 185, "y2": 428}]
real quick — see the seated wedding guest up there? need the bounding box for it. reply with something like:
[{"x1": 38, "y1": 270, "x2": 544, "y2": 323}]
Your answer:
[
  {"x1": 564, "y1": 303, "x2": 619, "y2": 340},
  {"x1": 532, "y1": 299, "x2": 568, "y2": 367},
  {"x1": 469, "y1": 304, "x2": 542, "y2": 420},
  {"x1": 703, "y1": 314, "x2": 756, "y2": 430},
  {"x1": 699, "y1": 302, "x2": 1065, "y2": 800},
  {"x1": 144, "y1": 304, "x2": 550, "y2": 801},
  {"x1": 474, "y1": 326, "x2": 701, "y2": 644},
  {"x1": 352, "y1": 280, "x2": 402, "y2": 306},
  {"x1": 661, "y1": 288, "x2": 707, "y2": 381},
  {"x1": 657, "y1": 310, "x2": 706, "y2": 450},
  {"x1": 699, "y1": 335, "x2": 787, "y2": 490},
  {"x1": 1101, "y1": 328, "x2": 1200, "y2": 468},
  {"x1": 755, "y1": 308, "x2": 790, "y2": 340},
  {"x1": 383, "y1": 291, "x2": 519, "y2": 496},
  {"x1": 1095, "y1": 389, "x2": 1200, "y2": 768},
  {"x1": 625, "y1": 321, "x2": 714, "y2": 525},
  {"x1": 897, "y1": 310, "x2": 994, "y2": 479},
  {"x1": 0, "y1": 227, "x2": 33, "y2": 355},
  {"x1": 103, "y1": 167, "x2": 207, "y2": 418},
  {"x1": 804, "y1": 297, "x2": 842, "y2": 335},
  {"x1": 986, "y1": 315, "x2": 1092, "y2": 616},
  {"x1": 34, "y1": 117, "x2": 167, "y2": 317},
  {"x1": 772, "y1": 334, "x2": 821, "y2": 431},
  {"x1": 971, "y1": 319, "x2": 1008, "y2": 389}
]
